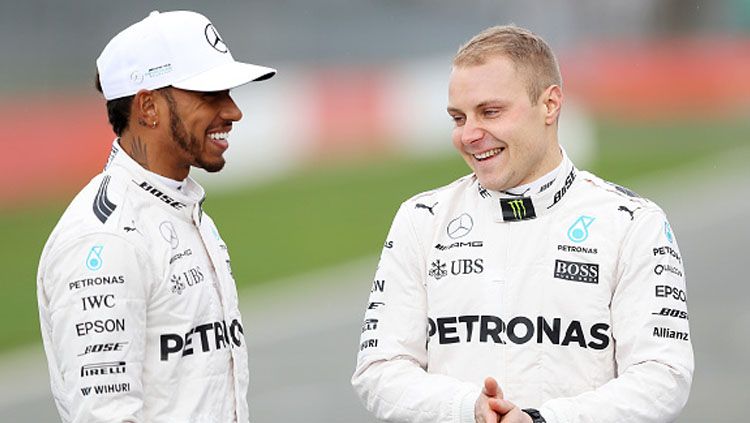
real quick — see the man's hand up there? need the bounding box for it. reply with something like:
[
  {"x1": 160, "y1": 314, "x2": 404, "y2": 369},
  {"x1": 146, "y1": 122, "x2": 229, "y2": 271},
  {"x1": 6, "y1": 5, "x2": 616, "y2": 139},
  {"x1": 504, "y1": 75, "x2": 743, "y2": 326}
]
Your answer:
[
  {"x1": 474, "y1": 377, "x2": 502, "y2": 423},
  {"x1": 490, "y1": 398, "x2": 532, "y2": 423}
]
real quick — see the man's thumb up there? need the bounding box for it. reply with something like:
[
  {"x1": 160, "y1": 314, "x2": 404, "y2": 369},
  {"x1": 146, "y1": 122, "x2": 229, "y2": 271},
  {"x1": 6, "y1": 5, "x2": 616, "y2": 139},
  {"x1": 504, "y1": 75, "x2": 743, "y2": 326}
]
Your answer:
[
  {"x1": 489, "y1": 398, "x2": 515, "y2": 415},
  {"x1": 483, "y1": 377, "x2": 503, "y2": 398}
]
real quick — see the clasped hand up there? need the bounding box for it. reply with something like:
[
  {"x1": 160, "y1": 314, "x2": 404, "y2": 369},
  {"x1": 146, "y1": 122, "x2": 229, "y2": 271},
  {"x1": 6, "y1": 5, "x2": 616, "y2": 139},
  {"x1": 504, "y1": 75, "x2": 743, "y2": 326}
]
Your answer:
[{"x1": 474, "y1": 377, "x2": 532, "y2": 423}]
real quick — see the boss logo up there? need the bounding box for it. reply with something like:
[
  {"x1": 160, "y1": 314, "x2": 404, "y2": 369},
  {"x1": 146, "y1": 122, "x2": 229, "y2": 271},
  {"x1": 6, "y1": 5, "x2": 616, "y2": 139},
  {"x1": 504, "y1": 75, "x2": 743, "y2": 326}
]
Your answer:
[{"x1": 554, "y1": 259, "x2": 599, "y2": 284}]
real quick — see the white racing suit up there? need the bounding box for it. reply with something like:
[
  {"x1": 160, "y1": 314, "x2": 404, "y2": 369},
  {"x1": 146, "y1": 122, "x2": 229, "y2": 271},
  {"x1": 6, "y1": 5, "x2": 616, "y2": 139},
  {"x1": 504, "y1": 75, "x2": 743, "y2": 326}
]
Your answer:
[
  {"x1": 37, "y1": 140, "x2": 249, "y2": 422},
  {"x1": 352, "y1": 152, "x2": 693, "y2": 423}
]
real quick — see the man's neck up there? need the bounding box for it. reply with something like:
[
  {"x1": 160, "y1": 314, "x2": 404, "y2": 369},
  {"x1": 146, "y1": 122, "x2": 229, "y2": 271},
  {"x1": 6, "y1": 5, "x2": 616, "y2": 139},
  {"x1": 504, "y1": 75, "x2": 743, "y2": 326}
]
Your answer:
[{"x1": 119, "y1": 130, "x2": 190, "y2": 180}]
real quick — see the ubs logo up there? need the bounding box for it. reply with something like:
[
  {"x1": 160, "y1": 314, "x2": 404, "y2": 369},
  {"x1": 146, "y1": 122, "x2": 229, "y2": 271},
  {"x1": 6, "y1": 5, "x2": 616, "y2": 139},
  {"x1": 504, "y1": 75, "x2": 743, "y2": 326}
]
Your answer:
[
  {"x1": 429, "y1": 259, "x2": 484, "y2": 280},
  {"x1": 429, "y1": 260, "x2": 448, "y2": 280},
  {"x1": 170, "y1": 266, "x2": 205, "y2": 295},
  {"x1": 204, "y1": 24, "x2": 228, "y2": 53}
]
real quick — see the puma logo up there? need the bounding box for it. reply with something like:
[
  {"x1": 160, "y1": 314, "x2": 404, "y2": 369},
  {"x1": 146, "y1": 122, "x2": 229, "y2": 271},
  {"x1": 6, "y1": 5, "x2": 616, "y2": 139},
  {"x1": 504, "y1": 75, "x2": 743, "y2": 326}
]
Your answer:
[
  {"x1": 415, "y1": 202, "x2": 438, "y2": 215},
  {"x1": 617, "y1": 205, "x2": 640, "y2": 220}
]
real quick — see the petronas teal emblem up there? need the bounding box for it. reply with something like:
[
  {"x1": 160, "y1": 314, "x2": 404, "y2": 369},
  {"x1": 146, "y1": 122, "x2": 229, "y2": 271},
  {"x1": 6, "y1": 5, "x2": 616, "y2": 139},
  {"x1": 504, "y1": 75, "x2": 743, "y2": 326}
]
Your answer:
[
  {"x1": 86, "y1": 245, "x2": 104, "y2": 271},
  {"x1": 568, "y1": 216, "x2": 595, "y2": 243}
]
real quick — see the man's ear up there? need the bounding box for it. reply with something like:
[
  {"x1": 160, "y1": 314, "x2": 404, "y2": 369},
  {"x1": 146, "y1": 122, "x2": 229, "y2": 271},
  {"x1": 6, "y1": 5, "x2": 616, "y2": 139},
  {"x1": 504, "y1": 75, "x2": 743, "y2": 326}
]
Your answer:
[
  {"x1": 542, "y1": 85, "x2": 562, "y2": 125},
  {"x1": 132, "y1": 89, "x2": 160, "y2": 128}
]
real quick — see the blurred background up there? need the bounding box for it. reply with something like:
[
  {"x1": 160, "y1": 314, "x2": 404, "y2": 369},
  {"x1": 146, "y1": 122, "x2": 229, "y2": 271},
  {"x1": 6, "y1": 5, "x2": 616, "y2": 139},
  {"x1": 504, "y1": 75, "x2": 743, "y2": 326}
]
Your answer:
[{"x1": 0, "y1": 0, "x2": 748, "y2": 421}]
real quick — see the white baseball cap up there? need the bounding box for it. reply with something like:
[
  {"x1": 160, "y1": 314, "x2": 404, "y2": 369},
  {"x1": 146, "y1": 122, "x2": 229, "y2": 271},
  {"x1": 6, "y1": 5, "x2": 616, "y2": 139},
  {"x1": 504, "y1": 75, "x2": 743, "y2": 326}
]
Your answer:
[{"x1": 96, "y1": 10, "x2": 276, "y2": 100}]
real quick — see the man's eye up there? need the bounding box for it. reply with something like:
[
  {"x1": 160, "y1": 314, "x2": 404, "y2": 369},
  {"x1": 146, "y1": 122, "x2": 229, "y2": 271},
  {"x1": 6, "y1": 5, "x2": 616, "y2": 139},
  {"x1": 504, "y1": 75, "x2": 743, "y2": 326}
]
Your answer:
[
  {"x1": 450, "y1": 115, "x2": 465, "y2": 126},
  {"x1": 202, "y1": 91, "x2": 225, "y2": 100},
  {"x1": 483, "y1": 109, "x2": 499, "y2": 117}
]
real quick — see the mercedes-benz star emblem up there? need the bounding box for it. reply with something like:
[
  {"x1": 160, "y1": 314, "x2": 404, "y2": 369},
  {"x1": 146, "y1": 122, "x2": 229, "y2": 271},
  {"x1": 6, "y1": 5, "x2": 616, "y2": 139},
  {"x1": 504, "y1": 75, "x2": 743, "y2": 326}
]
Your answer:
[
  {"x1": 204, "y1": 24, "x2": 228, "y2": 53},
  {"x1": 159, "y1": 221, "x2": 179, "y2": 249},
  {"x1": 447, "y1": 213, "x2": 473, "y2": 239},
  {"x1": 130, "y1": 71, "x2": 144, "y2": 84}
]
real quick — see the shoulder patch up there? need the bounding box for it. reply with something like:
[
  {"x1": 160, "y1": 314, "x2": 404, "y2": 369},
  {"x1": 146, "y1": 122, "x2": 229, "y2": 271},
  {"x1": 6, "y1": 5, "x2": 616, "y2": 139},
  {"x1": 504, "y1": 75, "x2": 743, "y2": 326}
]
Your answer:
[
  {"x1": 93, "y1": 175, "x2": 117, "y2": 223},
  {"x1": 604, "y1": 181, "x2": 640, "y2": 198},
  {"x1": 415, "y1": 202, "x2": 438, "y2": 215}
]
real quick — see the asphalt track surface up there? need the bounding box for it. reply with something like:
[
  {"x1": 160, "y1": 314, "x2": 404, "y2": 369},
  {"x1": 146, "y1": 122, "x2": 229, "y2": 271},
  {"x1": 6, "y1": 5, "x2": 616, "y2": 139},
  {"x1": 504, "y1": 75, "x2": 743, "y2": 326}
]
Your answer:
[{"x1": 0, "y1": 152, "x2": 747, "y2": 422}]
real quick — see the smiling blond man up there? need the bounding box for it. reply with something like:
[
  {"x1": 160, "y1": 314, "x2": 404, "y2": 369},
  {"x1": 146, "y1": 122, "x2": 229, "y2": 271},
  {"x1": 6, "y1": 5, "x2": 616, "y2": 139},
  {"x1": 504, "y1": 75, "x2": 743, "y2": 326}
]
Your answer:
[{"x1": 353, "y1": 25, "x2": 693, "y2": 423}]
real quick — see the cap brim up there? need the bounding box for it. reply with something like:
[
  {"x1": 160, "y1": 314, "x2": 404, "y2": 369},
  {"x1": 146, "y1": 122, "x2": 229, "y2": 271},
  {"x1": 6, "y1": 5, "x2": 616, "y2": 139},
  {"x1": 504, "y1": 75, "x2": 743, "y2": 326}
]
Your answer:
[{"x1": 172, "y1": 61, "x2": 276, "y2": 92}]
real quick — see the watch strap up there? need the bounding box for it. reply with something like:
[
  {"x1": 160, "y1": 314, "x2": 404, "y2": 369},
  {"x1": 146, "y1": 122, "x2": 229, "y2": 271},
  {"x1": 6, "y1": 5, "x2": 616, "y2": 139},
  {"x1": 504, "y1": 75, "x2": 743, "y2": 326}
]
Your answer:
[{"x1": 522, "y1": 408, "x2": 547, "y2": 423}]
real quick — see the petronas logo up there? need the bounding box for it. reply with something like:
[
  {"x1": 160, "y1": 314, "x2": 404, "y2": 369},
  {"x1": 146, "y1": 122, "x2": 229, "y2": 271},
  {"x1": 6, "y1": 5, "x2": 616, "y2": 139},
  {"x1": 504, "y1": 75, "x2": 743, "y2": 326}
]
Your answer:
[{"x1": 568, "y1": 215, "x2": 595, "y2": 243}]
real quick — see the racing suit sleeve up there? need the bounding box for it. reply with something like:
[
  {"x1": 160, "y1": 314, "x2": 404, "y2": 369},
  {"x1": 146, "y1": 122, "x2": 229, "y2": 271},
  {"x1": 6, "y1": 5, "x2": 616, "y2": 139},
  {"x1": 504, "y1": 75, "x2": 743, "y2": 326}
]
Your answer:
[
  {"x1": 538, "y1": 209, "x2": 694, "y2": 423},
  {"x1": 351, "y1": 203, "x2": 481, "y2": 423},
  {"x1": 39, "y1": 233, "x2": 151, "y2": 423}
]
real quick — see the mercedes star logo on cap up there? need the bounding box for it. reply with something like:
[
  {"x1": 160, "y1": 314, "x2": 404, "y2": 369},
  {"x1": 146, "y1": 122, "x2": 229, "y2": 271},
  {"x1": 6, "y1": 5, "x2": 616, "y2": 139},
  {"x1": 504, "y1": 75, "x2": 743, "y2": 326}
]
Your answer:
[{"x1": 204, "y1": 24, "x2": 228, "y2": 53}]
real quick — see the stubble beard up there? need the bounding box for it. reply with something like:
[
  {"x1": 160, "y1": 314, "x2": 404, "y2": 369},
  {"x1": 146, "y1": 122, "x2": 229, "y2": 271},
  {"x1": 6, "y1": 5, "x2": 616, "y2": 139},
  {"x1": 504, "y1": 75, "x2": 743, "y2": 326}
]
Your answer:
[{"x1": 164, "y1": 90, "x2": 225, "y2": 173}]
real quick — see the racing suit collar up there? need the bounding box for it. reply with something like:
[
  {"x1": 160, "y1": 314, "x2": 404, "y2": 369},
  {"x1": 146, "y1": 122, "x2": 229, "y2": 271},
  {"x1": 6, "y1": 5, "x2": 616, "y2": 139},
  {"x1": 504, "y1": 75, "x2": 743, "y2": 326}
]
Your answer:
[
  {"x1": 105, "y1": 138, "x2": 206, "y2": 222},
  {"x1": 476, "y1": 147, "x2": 577, "y2": 222},
  {"x1": 498, "y1": 160, "x2": 563, "y2": 199}
]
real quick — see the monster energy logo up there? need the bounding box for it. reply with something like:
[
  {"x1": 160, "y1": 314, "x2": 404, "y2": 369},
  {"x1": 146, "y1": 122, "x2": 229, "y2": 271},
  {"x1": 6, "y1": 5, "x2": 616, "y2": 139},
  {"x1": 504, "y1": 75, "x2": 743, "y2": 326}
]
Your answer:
[
  {"x1": 509, "y1": 200, "x2": 526, "y2": 218},
  {"x1": 500, "y1": 198, "x2": 536, "y2": 221}
]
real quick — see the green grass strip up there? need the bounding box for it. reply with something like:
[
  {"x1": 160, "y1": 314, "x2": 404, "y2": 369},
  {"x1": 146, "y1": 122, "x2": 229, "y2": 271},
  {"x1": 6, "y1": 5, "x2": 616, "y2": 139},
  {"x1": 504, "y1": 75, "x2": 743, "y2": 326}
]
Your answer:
[{"x1": 2, "y1": 116, "x2": 747, "y2": 352}]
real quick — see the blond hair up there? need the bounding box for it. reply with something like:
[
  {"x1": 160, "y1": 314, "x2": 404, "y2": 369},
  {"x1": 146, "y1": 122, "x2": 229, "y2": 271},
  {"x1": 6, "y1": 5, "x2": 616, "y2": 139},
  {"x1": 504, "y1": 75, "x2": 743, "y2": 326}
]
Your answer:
[{"x1": 453, "y1": 25, "x2": 561, "y2": 103}]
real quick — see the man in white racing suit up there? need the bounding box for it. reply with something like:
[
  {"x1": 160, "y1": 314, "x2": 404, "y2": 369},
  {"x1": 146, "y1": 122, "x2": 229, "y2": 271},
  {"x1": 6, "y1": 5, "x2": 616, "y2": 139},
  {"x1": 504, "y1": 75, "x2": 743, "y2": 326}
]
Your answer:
[
  {"x1": 352, "y1": 25, "x2": 693, "y2": 423},
  {"x1": 37, "y1": 10, "x2": 275, "y2": 422}
]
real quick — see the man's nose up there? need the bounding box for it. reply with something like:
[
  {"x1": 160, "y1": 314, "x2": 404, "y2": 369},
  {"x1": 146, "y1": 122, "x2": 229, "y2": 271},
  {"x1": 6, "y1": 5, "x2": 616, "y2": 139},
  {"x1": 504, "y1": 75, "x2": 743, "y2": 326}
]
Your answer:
[
  {"x1": 221, "y1": 93, "x2": 243, "y2": 122},
  {"x1": 461, "y1": 118, "x2": 484, "y2": 145}
]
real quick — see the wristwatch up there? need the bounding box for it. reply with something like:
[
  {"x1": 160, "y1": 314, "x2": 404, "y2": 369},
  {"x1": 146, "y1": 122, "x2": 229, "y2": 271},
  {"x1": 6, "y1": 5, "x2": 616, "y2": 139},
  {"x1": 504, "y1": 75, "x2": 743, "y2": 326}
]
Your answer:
[{"x1": 522, "y1": 408, "x2": 547, "y2": 423}]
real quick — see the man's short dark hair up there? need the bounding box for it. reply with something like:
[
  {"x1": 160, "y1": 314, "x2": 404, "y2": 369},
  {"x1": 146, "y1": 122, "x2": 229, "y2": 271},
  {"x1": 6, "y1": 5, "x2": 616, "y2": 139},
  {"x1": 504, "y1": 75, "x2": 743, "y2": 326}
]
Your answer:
[{"x1": 95, "y1": 72, "x2": 133, "y2": 136}]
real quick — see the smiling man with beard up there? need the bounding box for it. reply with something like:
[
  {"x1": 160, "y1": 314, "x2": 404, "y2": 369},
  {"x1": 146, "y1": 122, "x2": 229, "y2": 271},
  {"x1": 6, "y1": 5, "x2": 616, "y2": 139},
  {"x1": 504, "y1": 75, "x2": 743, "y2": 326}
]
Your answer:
[
  {"x1": 352, "y1": 25, "x2": 693, "y2": 423},
  {"x1": 37, "y1": 10, "x2": 275, "y2": 423}
]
